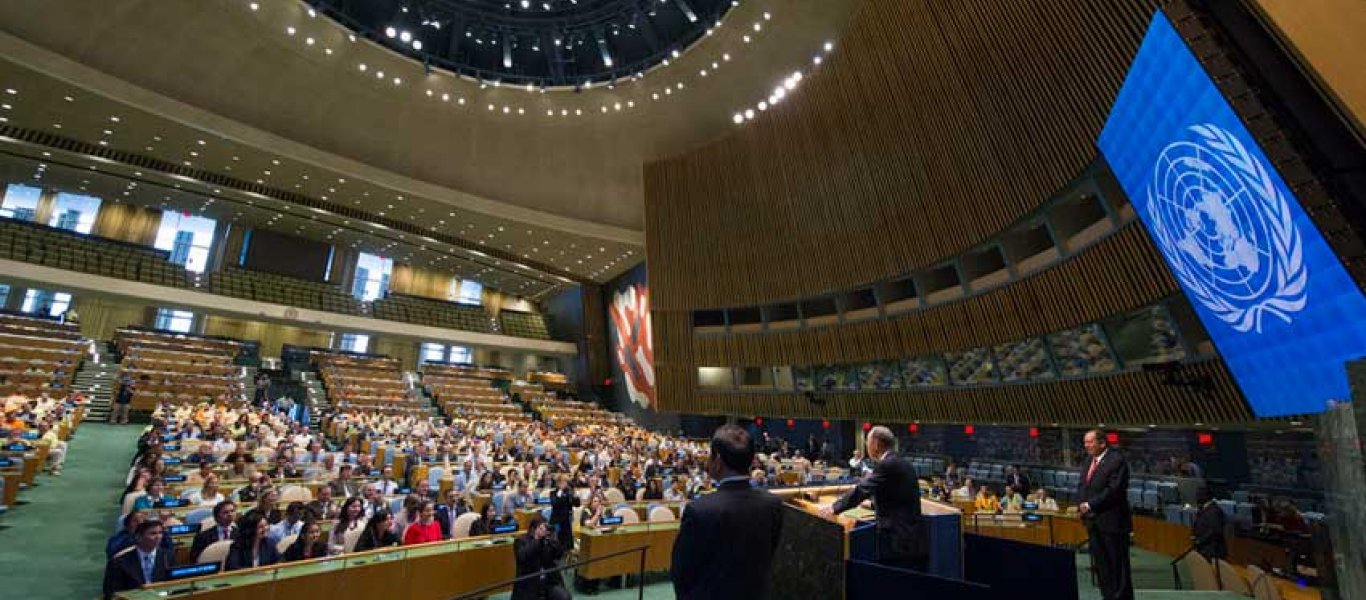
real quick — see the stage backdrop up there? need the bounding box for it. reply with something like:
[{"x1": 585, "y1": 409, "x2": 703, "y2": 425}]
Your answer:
[{"x1": 1098, "y1": 11, "x2": 1366, "y2": 417}]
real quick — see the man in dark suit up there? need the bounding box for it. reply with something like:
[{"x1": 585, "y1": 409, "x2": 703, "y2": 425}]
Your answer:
[
  {"x1": 512, "y1": 515, "x2": 570, "y2": 600},
  {"x1": 190, "y1": 500, "x2": 237, "y2": 562},
  {"x1": 671, "y1": 424, "x2": 784, "y2": 600},
  {"x1": 1077, "y1": 429, "x2": 1133, "y2": 600},
  {"x1": 823, "y1": 425, "x2": 928, "y2": 570},
  {"x1": 103, "y1": 520, "x2": 172, "y2": 599},
  {"x1": 1005, "y1": 464, "x2": 1030, "y2": 496},
  {"x1": 436, "y1": 487, "x2": 469, "y2": 539}
]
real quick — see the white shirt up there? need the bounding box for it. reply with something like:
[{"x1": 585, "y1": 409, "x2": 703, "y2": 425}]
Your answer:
[{"x1": 135, "y1": 548, "x2": 158, "y2": 583}]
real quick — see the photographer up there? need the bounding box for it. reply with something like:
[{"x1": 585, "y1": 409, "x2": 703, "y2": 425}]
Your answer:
[{"x1": 513, "y1": 515, "x2": 570, "y2": 600}]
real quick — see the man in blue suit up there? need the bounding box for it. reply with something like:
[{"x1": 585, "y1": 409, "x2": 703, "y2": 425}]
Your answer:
[
  {"x1": 671, "y1": 425, "x2": 784, "y2": 600},
  {"x1": 103, "y1": 520, "x2": 172, "y2": 599}
]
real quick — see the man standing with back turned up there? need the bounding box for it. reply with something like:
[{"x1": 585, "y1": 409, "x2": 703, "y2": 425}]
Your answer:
[
  {"x1": 822, "y1": 425, "x2": 928, "y2": 570},
  {"x1": 671, "y1": 424, "x2": 784, "y2": 600},
  {"x1": 1077, "y1": 429, "x2": 1134, "y2": 600}
]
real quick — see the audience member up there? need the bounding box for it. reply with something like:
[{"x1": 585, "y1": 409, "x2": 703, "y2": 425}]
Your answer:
[
  {"x1": 354, "y1": 510, "x2": 401, "y2": 552},
  {"x1": 190, "y1": 500, "x2": 237, "y2": 562},
  {"x1": 102, "y1": 520, "x2": 172, "y2": 600},
  {"x1": 225, "y1": 512, "x2": 280, "y2": 571},
  {"x1": 282, "y1": 519, "x2": 329, "y2": 562},
  {"x1": 512, "y1": 515, "x2": 570, "y2": 600}
]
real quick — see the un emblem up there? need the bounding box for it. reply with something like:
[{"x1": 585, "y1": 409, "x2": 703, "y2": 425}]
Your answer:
[{"x1": 1147, "y1": 123, "x2": 1307, "y2": 333}]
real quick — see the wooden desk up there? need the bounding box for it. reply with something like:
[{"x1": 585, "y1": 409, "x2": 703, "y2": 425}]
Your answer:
[
  {"x1": 121, "y1": 533, "x2": 518, "y2": 600},
  {"x1": 576, "y1": 522, "x2": 679, "y2": 579}
]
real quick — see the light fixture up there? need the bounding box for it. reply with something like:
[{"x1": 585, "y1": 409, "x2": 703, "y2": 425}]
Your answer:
[{"x1": 385, "y1": 27, "x2": 397, "y2": 38}]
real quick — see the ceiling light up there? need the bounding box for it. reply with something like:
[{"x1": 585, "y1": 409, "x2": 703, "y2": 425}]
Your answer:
[
  {"x1": 824, "y1": 41, "x2": 835, "y2": 52},
  {"x1": 385, "y1": 27, "x2": 397, "y2": 38},
  {"x1": 412, "y1": 40, "x2": 423, "y2": 50},
  {"x1": 744, "y1": 109, "x2": 755, "y2": 119},
  {"x1": 732, "y1": 113, "x2": 743, "y2": 124},
  {"x1": 3, "y1": 89, "x2": 15, "y2": 95},
  {"x1": 358, "y1": 63, "x2": 367, "y2": 71},
  {"x1": 399, "y1": 30, "x2": 412, "y2": 42},
  {"x1": 286, "y1": 26, "x2": 296, "y2": 36},
  {"x1": 249, "y1": 2, "x2": 259, "y2": 10},
  {"x1": 110, "y1": 116, "x2": 120, "y2": 122}
]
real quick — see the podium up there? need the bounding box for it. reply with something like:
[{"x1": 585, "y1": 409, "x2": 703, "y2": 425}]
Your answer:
[{"x1": 770, "y1": 487, "x2": 963, "y2": 599}]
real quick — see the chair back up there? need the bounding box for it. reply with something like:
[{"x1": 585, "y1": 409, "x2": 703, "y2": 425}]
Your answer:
[
  {"x1": 452, "y1": 512, "x2": 481, "y2": 539},
  {"x1": 1179, "y1": 551, "x2": 1219, "y2": 591},
  {"x1": 198, "y1": 540, "x2": 232, "y2": 565},
  {"x1": 613, "y1": 507, "x2": 640, "y2": 524},
  {"x1": 183, "y1": 508, "x2": 213, "y2": 526},
  {"x1": 635, "y1": 487, "x2": 646, "y2": 501},
  {"x1": 648, "y1": 506, "x2": 675, "y2": 522},
  {"x1": 1247, "y1": 565, "x2": 1283, "y2": 600},
  {"x1": 1215, "y1": 558, "x2": 1250, "y2": 594},
  {"x1": 279, "y1": 485, "x2": 313, "y2": 503},
  {"x1": 603, "y1": 488, "x2": 626, "y2": 505},
  {"x1": 276, "y1": 534, "x2": 298, "y2": 555}
]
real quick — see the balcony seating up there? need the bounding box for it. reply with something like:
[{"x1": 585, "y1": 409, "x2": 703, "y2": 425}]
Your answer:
[
  {"x1": 0, "y1": 218, "x2": 192, "y2": 288},
  {"x1": 208, "y1": 268, "x2": 364, "y2": 315},
  {"x1": 371, "y1": 294, "x2": 493, "y2": 333},
  {"x1": 499, "y1": 311, "x2": 551, "y2": 340}
]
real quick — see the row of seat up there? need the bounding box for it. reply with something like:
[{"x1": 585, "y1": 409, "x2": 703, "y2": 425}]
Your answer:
[
  {"x1": 0, "y1": 218, "x2": 192, "y2": 288},
  {"x1": 208, "y1": 268, "x2": 365, "y2": 315}
]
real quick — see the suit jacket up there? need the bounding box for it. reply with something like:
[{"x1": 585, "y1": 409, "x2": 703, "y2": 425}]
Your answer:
[
  {"x1": 671, "y1": 478, "x2": 784, "y2": 600},
  {"x1": 1005, "y1": 473, "x2": 1031, "y2": 494},
  {"x1": 436, "y1": 503, "x2": 469, "y2": 538},
  {"x1": 102, "y1": 547, "x2": 172, "y2": 600},
  {"x1": 1076, "y1": 450, "x2": 1132, "y2": 533},
  {"x1": 307, "y1": 499, "x2": 340, "y2": 521},
  {"x1": 224, "y1": 540, "x2": 281, "y2": 571},
  {"x1": 1193, "y1": 502, "x2": 1227, "y2": 560},
  {"x1": 548, "y1": 487, "x2": 579, "y2": 524},
  {"x1": 329, "y1": 479, "x2": 359, "y2": 498},
  {"x1": 190, "y1": 523, "x2": 235, "y2": 562},
  {"x1": 832, "y1": 452, "x2": 929, "y2": 564}
]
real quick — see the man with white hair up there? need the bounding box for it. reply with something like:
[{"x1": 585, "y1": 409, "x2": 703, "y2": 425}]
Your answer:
[{"x1": 822, "y1": 425, "x2": 928, "y2": 570}]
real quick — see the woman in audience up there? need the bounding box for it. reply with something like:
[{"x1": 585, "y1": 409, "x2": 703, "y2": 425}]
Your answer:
[
  {"x1": 469, "y1": 502, "x2": 499, "y2": 537},
  {"x1": 642, "y1": 478, "x2": 664, "y2": 501},
  {"x1": 392, "y1": 494, "x2": 422, "y2": 535},
  {"x1": 476, "y1": 471, "x2": 495, "y2": 491},
  {"x1": 187, "y1": 474, "x2": 225, "y2": 506},
  {"x1": 402, "y1": 500, "x2": 443, "y2": 545},
  {"x1": 282, "y1": 519, "x2": 329, "y2": 562},
  {"x1": 1001, "y1": 486, "x2": 1024, "y2": 512},
  {"x1": 354, "y1": 510, "x2": 401, "y2": 552},
  {"x1": 328, "y1": 497, "x2": 366, "y2": 551},
  {"x1": 225, "y1": 512, "x2": 280, "y2": 571},
  {"x1": 132, "y1": 478, "x2": 170, "y2": 510},
  {"x1": 975, "y1": 487, "x2": 1002, "y2": 513},
  {"x1": 579, "y1": 495, "x2": 606, "y2": 529}
]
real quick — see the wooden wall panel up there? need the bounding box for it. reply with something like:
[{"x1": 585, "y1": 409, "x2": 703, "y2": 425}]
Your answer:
[{"x1": 645, "y1": 0, "x2": 1162, "y2": 310}]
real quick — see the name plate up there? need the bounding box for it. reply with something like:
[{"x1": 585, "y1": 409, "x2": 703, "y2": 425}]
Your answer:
[
  {"x1": 167, "y1": 523, "x2": 202, "y2": 536},
  {"x1": 164, "y1": 444, "x2": 181, "y2": 452},
  {"x1": 534, "y1": 497, "x2": 552, "y2": 505},
  {"x1": 164, "y1": 457, "x2": 183, "y2": 465},
  {"x1": 164, "y1": 475, "x2": 188, "y2": 483},
  {"x1": 3, "y1": 444, "x2": 28, "y2": 452},
  {"x1": 599, "y1": 516, "x2": 624, "y2": 526},
  {"x1": 154, "y1": 498, "x2": 190, "y2": 508},
  {"x1": 1022, "y1": 502, "x2": 1038, "y2": 511},
  {"x1": 1023, "y1": 513, "x2": 1043, "y2": 522},
  {"x1": 168, "y1": 563, "x2": 221, "y2": 580},
  {"x1": 491, "y1": 523, "x2": 518, "y2": 534}
]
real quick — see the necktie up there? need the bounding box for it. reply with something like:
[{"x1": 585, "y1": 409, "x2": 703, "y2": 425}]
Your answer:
[
  {"x1": 221, "y1": 526, "x2": 229, "y2": 541},
  {"x1": 141, "y1": 552, "x2": 154, "y2": 583},
  {"x1": 1085, "y1": 456, "x2": 1100, "y2": 483}
]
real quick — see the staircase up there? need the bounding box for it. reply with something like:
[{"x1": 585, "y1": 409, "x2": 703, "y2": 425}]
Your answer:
[
  {"x1": 72, "y1": 360, "x2": 118, "y2": 422},
  {"x1": 294, "y1": 370, "x2": 326, "y2": 431},
  {"x1": 239, "y1": 366, "x2": 258, "y2": 403}
]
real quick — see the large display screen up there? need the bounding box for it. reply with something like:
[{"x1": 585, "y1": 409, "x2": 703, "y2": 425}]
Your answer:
[{"x1": 1098, "y1": 12, "x2": 1366, "y2": 416}]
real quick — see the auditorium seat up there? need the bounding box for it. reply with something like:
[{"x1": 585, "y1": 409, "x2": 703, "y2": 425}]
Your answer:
[
  {"x1": 1247, "y1": 565, "x2": 1284, "y2": 600},
  {"x1": 1216, "y1": 559, "x2": 1251, "y2": 595},
  {"x1": 613, "y1": 507, "x2": 640, "y2": 524},
  {"x1": 0, "y1": 217, "x2": 192, "y2": 287},
  {"x1": 208, "y1": 268, "x2": 364, "y2": 315},
  {"x1": 197, "y1": 540, "x2": 232, "y2": 566},
  {"x1": 1180, "y1": 551, "x2": 1220, "y2": 591},
  {"x1": 371, "y1": 293, "x2": 494, "y2": 334},
  {"x1": 451, "y1": 513, "x2": 481, "y2": 539},
  {"x1": 498, "y1": 311, "x2": 552, "y2": 340}
]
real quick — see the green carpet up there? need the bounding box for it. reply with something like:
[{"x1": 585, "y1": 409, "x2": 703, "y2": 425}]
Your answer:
[{"x1": 0, "y1": 422, "x2": 142, "y2": 600}]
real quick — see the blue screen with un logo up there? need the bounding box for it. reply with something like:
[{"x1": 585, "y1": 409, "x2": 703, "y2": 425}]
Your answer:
[{"x1": 1098, "y1": 12, "x2": 1366, "y2": 417}]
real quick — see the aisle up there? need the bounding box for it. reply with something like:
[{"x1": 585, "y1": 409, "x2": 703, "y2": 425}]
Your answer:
[{"x1": 0, "y1": 422, "x2": 141, "y2": 600}]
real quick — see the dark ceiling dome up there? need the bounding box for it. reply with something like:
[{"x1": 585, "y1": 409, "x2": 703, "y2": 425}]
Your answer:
[{"x1": 314, "y1": 0, "x2": 735, "y2": 88}]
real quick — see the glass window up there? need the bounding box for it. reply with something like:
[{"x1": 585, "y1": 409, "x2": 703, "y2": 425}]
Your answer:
[
  {"x1": 338, "y1": 333, "x2": 370, "y2": 354},
  {"x1": 153, "y1": 308, "x2": 194, "y2": 333},
  {"x1": 1102, "y1": 305, "x2": 1185, "y2": 366},
  {"x1": 993, "y1": 338, "x2": 1056, "y2": 382},
  {"x1": 48, "y1": 192, "x2": 101, "y2": 234},
  {"x1": 352, "y1": 253, "x2": 393, "y2": 302},
  {"x1": 154, "y1": 213, "x2": 217, "y2": 273},
  {"x1": 947, "y1": 347, "x2": 996, "y2": 385},
  {"x1": 1049, "y1": 324, "x2": 1117, "y2": 377},
  {"x1": 0, "y1": 184, "x2": 42, "y2": 221},
  {"x1": 455, "y1": 280, "x2": 483, "y2": 305},
  {"x1": 448, "y1": 346, "x2": 472, "y2": 364},
  {"x1": 420, "y1": 343, "x2": 447, "y2": 364},
  {"x1": 21, "y1": 289, "x2": 71, "y2": 317},
  {"x1": 0, "y1": 284, "x2": 8, "y2": 308}
]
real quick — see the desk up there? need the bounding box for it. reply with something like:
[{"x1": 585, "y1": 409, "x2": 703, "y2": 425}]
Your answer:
[
  {"x1": 120, "y1": 533, "x2": 518, "y2": 600},
  {"x1": 576, "y1": 522, "x2": 679, "y2": 579}
]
